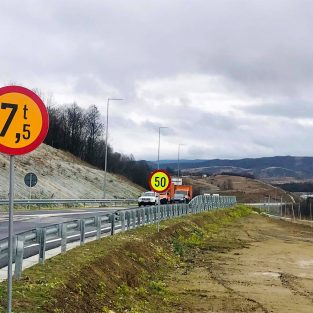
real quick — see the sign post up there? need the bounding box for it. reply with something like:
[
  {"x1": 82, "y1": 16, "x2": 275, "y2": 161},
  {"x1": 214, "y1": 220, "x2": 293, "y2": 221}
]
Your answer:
[
  {"x1": 7, "y1": 155, "x2": 14, "y2": 313},
  {"x1": 148, "y1": 169, "x2": 172, "y2": 232},
  {"x1": 0, "y1": 86, "x2": 49, "y2": 313},
  {"x1": 24, "y1": 172, "x2": 38, "y2": 209}
]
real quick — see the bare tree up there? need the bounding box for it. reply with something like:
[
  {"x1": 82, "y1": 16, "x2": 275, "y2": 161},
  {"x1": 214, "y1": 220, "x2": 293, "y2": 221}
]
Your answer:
[{"x1": 85, "y1": 105, "x2": 104, "y2": 163}]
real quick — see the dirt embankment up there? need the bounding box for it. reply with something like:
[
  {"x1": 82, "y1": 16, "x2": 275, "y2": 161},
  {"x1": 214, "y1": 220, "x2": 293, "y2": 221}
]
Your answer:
[{"x1": 2, "y1": 207, "x2": 313, "y2": 313}]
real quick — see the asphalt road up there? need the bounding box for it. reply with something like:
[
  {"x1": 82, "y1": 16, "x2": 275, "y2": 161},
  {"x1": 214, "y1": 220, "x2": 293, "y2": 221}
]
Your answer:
[{"x1": 0, "y1": 207, "x2": 129, "y2": 240}]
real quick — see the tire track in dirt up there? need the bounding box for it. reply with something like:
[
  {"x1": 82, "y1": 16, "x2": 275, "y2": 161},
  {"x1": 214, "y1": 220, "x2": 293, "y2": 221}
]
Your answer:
[
  {"x1": 206, "y1": 262, "x2": 271, "y2": 313},
  {"x1": 279, "y1": 273, "x2": 313, "y2": 302}
]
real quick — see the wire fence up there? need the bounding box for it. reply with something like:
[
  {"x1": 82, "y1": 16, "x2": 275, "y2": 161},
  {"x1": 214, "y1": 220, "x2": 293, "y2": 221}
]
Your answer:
[{"x1": 248, "y1": 201, "x2": 313, "y2": 225}]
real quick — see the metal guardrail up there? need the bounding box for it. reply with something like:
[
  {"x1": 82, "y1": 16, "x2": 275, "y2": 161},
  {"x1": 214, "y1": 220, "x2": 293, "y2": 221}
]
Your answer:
[
  {"x1": 0, "y1": 198, "x2": 137, "y2": 206},
  {"x1": 0, "y1": 195, "x2": 236, "y2": 279},
  {"x1": 189, "y1": 195, "x2": 237, "y2": 208}
]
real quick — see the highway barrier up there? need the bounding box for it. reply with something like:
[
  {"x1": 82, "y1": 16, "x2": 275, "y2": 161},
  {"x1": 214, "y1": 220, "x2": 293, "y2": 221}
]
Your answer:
[
  {"x1": 0, "y1": 195, "x2": 236, "y2": 280},
  {"x1": 0, "y1": 198, "x2": 137, "y2": 206}
]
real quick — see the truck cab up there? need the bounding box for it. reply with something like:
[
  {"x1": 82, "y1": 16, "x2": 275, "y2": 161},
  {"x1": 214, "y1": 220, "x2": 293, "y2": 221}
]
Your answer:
[
  {"x1": 159, "y1": 183, "x2": 175, "y2": 204},
  {"x1": 172, "y1": 185, "x2": 192, "y2": 203}
]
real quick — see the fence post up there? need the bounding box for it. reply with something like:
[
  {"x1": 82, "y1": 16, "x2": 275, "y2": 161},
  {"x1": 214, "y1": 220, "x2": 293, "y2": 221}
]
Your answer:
[
  {"x1": 80, "y1": 219, "x2": 86, "y2": 245},
  {"x1": 14, "y1": 236, "x2": 24, "y2": 279},
  {"x1": 61, "y1": 223, "x2": 67, "y2": 253},
  {"x1": 38, "y1": 228, "x2": 47, "y2": 264}
]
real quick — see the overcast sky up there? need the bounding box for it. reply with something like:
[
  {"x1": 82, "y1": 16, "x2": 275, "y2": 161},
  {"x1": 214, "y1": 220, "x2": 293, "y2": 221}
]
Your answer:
[{"x1": 1, "y1": 0, "x2": 313, "y2": 161}]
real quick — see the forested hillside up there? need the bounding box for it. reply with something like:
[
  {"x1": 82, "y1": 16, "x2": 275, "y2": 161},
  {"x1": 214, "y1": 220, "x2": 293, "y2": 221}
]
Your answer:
[{"x1": 44, "y1": 103, "x2": 150, "y2": 188}]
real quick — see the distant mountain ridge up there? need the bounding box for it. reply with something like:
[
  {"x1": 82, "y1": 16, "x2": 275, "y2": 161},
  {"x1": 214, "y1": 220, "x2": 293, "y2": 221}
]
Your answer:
[{"x1": 149, "y1": 156, "x2": 313, "y2": 180}]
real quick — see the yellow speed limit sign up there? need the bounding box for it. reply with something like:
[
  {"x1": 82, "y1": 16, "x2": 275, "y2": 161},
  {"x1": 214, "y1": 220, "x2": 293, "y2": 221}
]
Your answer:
[
  {"x1": 0, "y1": 86, "x2": 49, "y2": 155},
  {"x1": 149, "y1": 169, "x2": 172, "y2": 193}
]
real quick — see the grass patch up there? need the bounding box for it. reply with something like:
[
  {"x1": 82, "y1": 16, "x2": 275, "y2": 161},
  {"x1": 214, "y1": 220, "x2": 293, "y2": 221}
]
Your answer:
[{"x1": 0, "y1": 205, "x2": 251, "y2": 313}]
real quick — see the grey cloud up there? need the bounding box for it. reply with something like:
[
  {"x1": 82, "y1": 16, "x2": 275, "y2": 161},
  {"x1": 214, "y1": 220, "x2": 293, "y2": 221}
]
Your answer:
[
  {"x1": 244, "y1": 101, "x2": 313, "y2": 118},
  {"x1": 2, "y1": 0, "x2": 313, "y2": 99},
  {"x1": 2, "y1": 1, "x2": 313, "y2": 159}
]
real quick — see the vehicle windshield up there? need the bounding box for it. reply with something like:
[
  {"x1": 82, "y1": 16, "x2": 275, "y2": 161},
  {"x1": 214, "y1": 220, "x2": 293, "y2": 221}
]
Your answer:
[
  {"x1": 143, "y1": 192, "x2": 155, "y2": 196},
  {"x1": 176, "y1": 190, "x2": 187, "y2": 195},
  {"x1": 174, "y1": 193, "x2": 185, "y2": 198}
]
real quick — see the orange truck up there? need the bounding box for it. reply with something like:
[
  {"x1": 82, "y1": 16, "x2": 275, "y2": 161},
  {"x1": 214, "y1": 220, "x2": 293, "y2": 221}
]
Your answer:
[
  {"x1": 159, "y1": 182, "x2": 175, "y2": 204},
  {"x1": 172, "y1": 185, "x2": 193, "y2": 203}
]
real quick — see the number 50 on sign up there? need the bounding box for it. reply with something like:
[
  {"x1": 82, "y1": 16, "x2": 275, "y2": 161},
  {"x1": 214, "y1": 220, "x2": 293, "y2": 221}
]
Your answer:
[{"x1": 149, "y1": 169, "x2": 172, "y2": 193}]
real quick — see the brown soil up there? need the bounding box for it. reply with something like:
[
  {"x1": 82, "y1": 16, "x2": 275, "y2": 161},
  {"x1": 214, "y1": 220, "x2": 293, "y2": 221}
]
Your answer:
[{"x1": 166, "y1": 214, "x2": 313, "y2": 312}]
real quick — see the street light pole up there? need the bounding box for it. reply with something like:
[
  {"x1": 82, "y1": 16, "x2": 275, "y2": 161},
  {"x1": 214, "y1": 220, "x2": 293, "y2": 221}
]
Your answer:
[
  {"x1": 157, "y1": 127, "x2": 168, "y2": 170},
  {"x1": 103, "y1": 98, "x2": 123, "y2": 199},
  {"x1": 156, "y1": 126, "x2": 168, "y2": 234},
  {"x1": 177, "y1": 143, "x2": 186, "y2": 178}
]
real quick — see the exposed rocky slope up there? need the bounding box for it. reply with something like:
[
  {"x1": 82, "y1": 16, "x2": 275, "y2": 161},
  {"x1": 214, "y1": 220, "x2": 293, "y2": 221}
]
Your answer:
[{"x1": 0, "y1": 144, "x2": 144, "y2": 199}]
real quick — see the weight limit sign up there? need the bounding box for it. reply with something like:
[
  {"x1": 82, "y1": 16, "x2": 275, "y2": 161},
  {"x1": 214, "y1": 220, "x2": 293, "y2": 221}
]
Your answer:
[
  {"x1": 0, "y1": 86, "x2": 49, "y2": 155},
  {"x1": 0, "y1": 86, "x2": 49, "y2": 313}
]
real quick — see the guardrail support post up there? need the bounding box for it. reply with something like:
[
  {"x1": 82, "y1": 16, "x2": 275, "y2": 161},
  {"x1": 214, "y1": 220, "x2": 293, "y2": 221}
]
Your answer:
[
  {"x1": 136, "y1": 209, "x2": 141, "y2": 226},
  {"x1": 80, "y1": 220, "x2": 86, "y2": 245},
  {"x1": 145, "y1": 207, "x2": 149, "y2": 224},
  {"x1": 120, "y1": 211, "x2": 126, "y2": 232},
  {"x1": 96, "y1": 216, "x2": 102, "y2": 239},
  {"x1": 14, "y1": 236, "x2": 24, "y2": 279},
  {"x1": 110, "y1": 213, "x2": 115, "y2": 235},
  {"x1": 153, "y1": 206, "x2": 156, "y2": 222},
  {"x1": 141, "y1": 208, "x2": 145, "y2": 226},
  {"x1": 160, "y1": 205, "x2": 164, "y2": 219},
  {"x1": 126, "y1": 211, "x2": 131, "y2": 230},
  {"x1": 61, "y1": 223, "x2": 67, "y2": 253},
  {"x1": 132, "y1": 210, "x2": 136, "y2": 228},
  {"x1": 38, "y1": 228, "x2": 47, "y2": 264}
]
